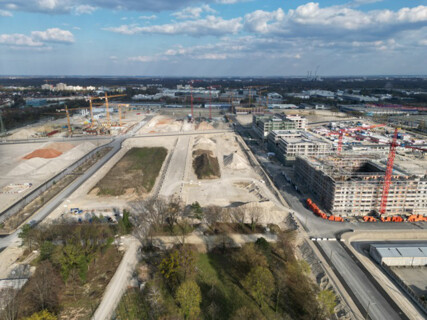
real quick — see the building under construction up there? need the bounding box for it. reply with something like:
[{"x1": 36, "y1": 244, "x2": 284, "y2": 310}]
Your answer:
[{"x1": 294, "y1": 154, "x2": 427, "y2": 216}]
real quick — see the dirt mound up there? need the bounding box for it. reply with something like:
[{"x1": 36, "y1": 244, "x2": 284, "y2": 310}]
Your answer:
[
  {"x1": 193, "y1": 150, "x2": 221, "y2": 179},
  {"x1": 194, "y1": 137, "x2": 216, "y2": 151},
  {"x1": 156, "y1": 118, "x2": 174, "y2": 126},
  {"x1": 7, "y1": 128, "x2": 37, "y2": 140},
  {"x1": 196, "y1": 121, "x2": 214, "y2": 131},
  {"x1": 223, "y1": 152, "x2": 249, "y2": 170},
  {"x1": 45, "y1": 142, "x2": 75, "y2": 153},
  {"x1": 23, "y1": 148, "x2": 62, "y2": 159}
]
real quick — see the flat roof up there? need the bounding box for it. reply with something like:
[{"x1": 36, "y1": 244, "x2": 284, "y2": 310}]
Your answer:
[{"x1": 371, "y1": 244, "x2": 427, "y2": 259}]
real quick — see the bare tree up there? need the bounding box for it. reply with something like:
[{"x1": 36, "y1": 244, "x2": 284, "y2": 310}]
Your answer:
[
  {"x1": 129, "y1": 196, "x2": 184, "y2": 247},
  {"x1": 247, "y1": 204, "x2": 264, "y2": 232},
  {"x1": 24, "y1": 261, "x2": 62, "y2": 314},
  {"x1": 203, "y1": 205, "x2": 224, "y2": 230},
  {"x1": 0, "y1": 288, "x2": 19, "y2": 320},
  {"x1": 164, "y1": 196, "x2": 184, "y2": 232},
  {"x1": 231, "y1": 206, "x2": 246, "y2": 227},
  {"x1": 129, "y1": 198, "x2": 167, "y2": 247}
]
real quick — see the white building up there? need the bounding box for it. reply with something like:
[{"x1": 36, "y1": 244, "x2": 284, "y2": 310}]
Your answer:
[{"x1": 286, "y1": 114, "x2": 307, "y2": 130}]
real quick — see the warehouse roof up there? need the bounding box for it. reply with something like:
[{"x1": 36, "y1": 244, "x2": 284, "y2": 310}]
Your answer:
[{"x1": 371, "y1": 244, "x2": 427, "y2": 259}]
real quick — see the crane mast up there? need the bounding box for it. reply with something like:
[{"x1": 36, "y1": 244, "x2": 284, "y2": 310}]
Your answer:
[{"x1": 379, "y1": 128, "x2": 399, "y2": 215}]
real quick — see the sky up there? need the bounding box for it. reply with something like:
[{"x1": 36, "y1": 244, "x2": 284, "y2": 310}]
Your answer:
[{"x1": 0, "y1": 0, "x2": 427, "y2": 76}]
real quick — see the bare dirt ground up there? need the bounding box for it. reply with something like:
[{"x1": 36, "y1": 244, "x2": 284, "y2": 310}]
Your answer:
[{"x1": 0, "y1": 139, "x2": 110, "y2": 213}]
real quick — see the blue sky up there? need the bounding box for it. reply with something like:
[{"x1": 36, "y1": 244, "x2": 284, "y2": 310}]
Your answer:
[{"x1": 0, "y1": 0, "x2": 427, "y2": 76}]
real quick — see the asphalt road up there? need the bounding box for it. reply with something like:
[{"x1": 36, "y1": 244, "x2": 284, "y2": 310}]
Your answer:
[{"x1": 0, "y1": 116, "x2": 152, "y2": 250}]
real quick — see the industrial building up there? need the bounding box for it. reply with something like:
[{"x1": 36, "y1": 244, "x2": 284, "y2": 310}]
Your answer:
[
  {"x1": 294, "y1": 154, "x2": 427, "y2": 216},
  {"x1": 267, "y1": 130, "x2": 331, "y2": 165},
  {"x1": 370, "y1": 244, "x2": 427, "y2": 267}
]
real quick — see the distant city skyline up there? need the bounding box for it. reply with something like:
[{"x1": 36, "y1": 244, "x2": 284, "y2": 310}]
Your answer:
[{"x1": 0, "y1": 0, "x2": 427, "y2": 76}]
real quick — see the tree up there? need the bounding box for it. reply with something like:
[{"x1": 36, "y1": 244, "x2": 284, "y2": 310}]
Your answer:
[
  {"x1": 231, "y1": 207, "x2": 246, "y2": 227},
  {"x1": 22, "y1": 310, "x2": 56, "y2": 320},
  {"x1": 247, "y1": 205, "x2": 263, "y2": 232},
  {"x1": 203, "y1": 205, "x2": 223, "y2": 229},
  {"x1": 39, "y1": 241, "x2": 55, "y2": 261},
  {"x1": 164, "y1": 196, "x2": 184, "y2": 232},
  {"x1": 231, "y1": 306, "x2": 265, "y2": 320},
  {"x1": 243, "y1": 266, "x2": 275, "y2": 307},
  {"x1": 175, "y1": 280, "x2": 202, "y2": 320},
  {"x1": 317, "y1": 290, "x2": 337, "y2": 316},
  {"x1": 129, "y1": 196, "x2": 183, "y2": 247},
  {"x1": 159, "y1": 246, "x2": 197, "y2": 289},
  {"x1": 24, "y1": 261, "x2": 62, "y2": 314},
  {"x1": 0, "y1": 288, "x2": 19, "y2": 320},
  {"x1": 234, "y1": 243, "x2": 268, "y2": 274}
]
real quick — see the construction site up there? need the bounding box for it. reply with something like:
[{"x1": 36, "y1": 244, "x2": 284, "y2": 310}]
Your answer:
[{"x1": 294, "y1": 154, "x2": 427, "y2": 216}]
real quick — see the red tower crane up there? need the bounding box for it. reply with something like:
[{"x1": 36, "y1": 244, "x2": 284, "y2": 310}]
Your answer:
[
  {"x1": 379, "y1": 128, "x2": 399, "y2": 215},
  {"x1": 379, "y1": 129, "x2": 427, "y2": 215},
  {"x1": 329, "y1": 124, "x2": 386, "y2": 154}
]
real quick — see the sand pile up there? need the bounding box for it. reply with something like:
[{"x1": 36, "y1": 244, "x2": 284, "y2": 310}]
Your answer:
[
  {"x1": 7, "y1": 128, "x2": 37, "y2": 140},
  {"x1": 23, "y1": 148, "x2": 62, "y2": 159},
  {"x1": 61, "y1": 142, "x2": 96, "y2": 161},
  {"x1": 45, "y1": 142, "x2": 75, "y2": 153},
  {"x1": 196, "y1": 121, "x2": 214, "y2": 131},
  {"x1": 182, "y1": 122, "x2": 195, "y2": 132},
  {"x1": 155, "y1": 117, "x2": 174, "y2": 126},
  {"x1": 194, "y1": 137, "x2": 216, "y2": 151},
  {"x1": 223, "y1": 152, "x2": 249, "y2": 170},
  {"x1": 7, "y1": 158, "x2": 48, "y2": 176}
]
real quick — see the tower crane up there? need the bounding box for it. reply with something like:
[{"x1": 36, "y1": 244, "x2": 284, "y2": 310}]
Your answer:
[
  {"x1": 87, "y1": 94, "x2": 126, "y2": 128},
  {"x1": 379, "y1": 128, "x2": 427, "y2": 215},
  {"x1": 329, "y1": 124, "x2": 386, "y2": 154}
]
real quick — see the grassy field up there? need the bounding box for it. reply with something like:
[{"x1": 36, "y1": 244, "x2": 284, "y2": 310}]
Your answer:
[
  {"x1": 95, "y1": 147, "x2": 167, "y2": 196},
  {"x1": 193, "y1": 150, "x2": 221, "y2": 179}
]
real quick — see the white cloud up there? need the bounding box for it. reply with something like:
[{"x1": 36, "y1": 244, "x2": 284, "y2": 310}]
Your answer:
[
  {"x1": 139, "y1": 15, "x2": 157, "y2": 20},
  {"x1": 74, "y1": 4, "x2": 97, "y2": 15},
  {"x1": 31, "y1": 28, "x2": 75, "y2": 43},
  {"x1": 128, "y1": 55, "x2": 166, "y2": 62},
  {"x1": 0, "y1": 33, "x2": 43, "y2": 46},
  {"x1": 105, "y1": 15, "x2": 242, "y2": 36},
  {"x1": 244, "y1": 8, "x2": 284, "y2": 33},
  {"x1": 172, "y1": 5, "x2": 216, "y2": 20},
  {"x1": 0, "y1": 9, "x2": 13, "y2": 16}
]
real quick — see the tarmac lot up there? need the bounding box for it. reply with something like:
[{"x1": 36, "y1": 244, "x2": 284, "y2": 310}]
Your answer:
[{"x1": 392, "y1": 267, "x2": 427, "y2": 298}]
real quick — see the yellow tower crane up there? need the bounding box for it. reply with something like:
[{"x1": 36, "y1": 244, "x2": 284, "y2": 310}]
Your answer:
[{"x1": 87, "y1": 94, "x2": 126, "y2": 128}]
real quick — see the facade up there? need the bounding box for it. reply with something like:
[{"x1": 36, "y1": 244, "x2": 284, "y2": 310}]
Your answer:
[
  {"x1": 267, "y1": 130, "x2": 331, "y2": 165},
  {"x1": 286, "y1": 114, "x2": 307, "y2": 130},
  {"x1": 252, "y1": 115, "x2": 296, "y2": 139},
  {"x1": 294, "y1": 155, "x2": 427, "y2": 216},
  {"x1": 370, "y1": 244, "x2": 427, "y2": 267}
]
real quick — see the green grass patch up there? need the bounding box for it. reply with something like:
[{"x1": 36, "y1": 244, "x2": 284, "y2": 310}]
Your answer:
[{"x1": 95, "y1": 147, "x2": 167, "y2": 196}]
